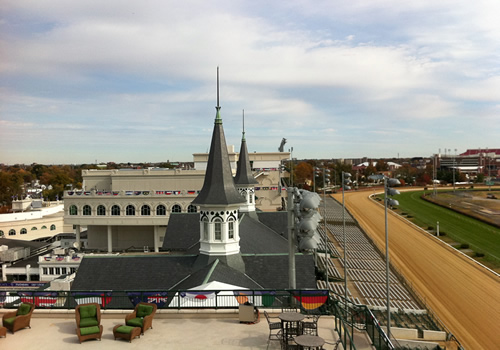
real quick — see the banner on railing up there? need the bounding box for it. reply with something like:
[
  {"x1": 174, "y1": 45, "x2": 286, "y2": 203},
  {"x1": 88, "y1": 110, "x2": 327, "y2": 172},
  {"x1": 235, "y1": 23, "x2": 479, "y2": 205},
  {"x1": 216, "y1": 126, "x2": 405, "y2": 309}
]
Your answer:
[
  {"x1": 293, "y1": 290, "x2": 328, "y2": 310},
  {"x1": 233, "y1": 291, "x2": 276, "y2": 307},
  {"x1": 18, "y1": 291, "x2": 58, "y2": 307},
  {"x1": 181, "y1": 291, "x2": 215, "y2": 301},
  {"x1": 71, "y1": 292, "x2": 112, "y2": 307},
  {"x1": 127, "y1": 292, "x2": 169, "y2": 308}
]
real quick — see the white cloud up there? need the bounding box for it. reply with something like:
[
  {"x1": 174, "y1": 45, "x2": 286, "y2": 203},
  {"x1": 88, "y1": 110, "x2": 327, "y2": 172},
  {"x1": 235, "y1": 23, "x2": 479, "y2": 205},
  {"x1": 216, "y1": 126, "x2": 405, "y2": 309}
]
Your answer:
[{"x1": 1, "y1": 0, "x2": 499, "y2": 163}]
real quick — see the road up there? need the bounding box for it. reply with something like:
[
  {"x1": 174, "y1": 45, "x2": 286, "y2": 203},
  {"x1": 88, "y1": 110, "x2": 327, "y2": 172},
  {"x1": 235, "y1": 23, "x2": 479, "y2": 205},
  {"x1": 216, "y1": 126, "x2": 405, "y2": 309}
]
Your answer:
[{"x1": 333, "y1": 190, "x2": 500, "y2": 350}]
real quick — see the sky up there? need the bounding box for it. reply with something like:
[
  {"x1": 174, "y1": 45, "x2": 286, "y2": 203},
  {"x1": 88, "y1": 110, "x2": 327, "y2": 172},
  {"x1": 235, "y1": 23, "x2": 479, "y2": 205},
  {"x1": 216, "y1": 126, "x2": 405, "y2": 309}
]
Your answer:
[{"x1": 1, "y1": 0, "x2": 499, "y2": 165}]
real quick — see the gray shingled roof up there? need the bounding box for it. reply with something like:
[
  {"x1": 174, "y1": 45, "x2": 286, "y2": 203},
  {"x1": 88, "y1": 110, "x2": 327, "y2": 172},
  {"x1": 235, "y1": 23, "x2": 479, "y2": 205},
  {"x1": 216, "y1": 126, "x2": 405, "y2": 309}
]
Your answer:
[
  {"x1": 173, "y1": 259, "x2": 263, "y2": 290},
  {"x1": 163, "y1": 212, "x2": 289, "y2": 255},
  {"x1": 162, "y1": 213, "x2": 199, "y2": 251},
  {"x1": 192, "y1": 110, "x2": 245, "y2": 206},
  {"x1": 71, "y1": 255, "x2": 197, "y2": 290},
  {"x1": 71, "y1": 253, "x2": 315, "y2": 291},
  {"x1": 243, "y1": 254, "x2": 317, "y2": 289},
  {"x1": 234, "y1": 134, "x2": 258, "y2": 186},
  {"x1": 256, "y1": 211, "x2": 288, "y2": 237}
]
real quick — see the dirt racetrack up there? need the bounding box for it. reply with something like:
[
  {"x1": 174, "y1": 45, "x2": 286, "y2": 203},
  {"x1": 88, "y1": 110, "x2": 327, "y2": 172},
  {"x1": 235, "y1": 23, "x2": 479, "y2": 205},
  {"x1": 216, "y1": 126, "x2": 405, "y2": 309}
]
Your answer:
[{"x1": 333, "y1": 190, "x2": 500, "y2": 350}]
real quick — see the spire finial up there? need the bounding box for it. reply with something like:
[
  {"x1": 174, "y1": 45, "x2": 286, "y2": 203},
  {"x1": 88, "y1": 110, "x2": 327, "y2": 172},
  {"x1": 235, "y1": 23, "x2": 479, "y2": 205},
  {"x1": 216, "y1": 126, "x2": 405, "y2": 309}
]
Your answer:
[
  {"x1": 242, "y1": 109, "x2": 246, "y2": 141},
  {"x1": 215, "y1": 66, "x2": 222, "y2": 123},
  {"x1": 216, "y1": 66, "x2": 220, "y2": 111}
]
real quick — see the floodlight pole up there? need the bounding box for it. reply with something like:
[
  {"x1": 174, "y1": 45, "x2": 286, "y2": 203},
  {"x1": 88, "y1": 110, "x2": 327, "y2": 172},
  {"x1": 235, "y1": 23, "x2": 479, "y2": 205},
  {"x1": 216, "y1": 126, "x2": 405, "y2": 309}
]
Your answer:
[
  {"x1": 313, "y1": 167, "x2": 316, "y2": 193},
  {"x1": 342, "y1": 172, "x2": 348, "y2": 306},
  {"x1": 453, "y1": 149, "x2": 456, "y2": 192},
  {"x1": 323, "y1": 169, "x2": 329, "y2": 284},
  {"x1": 384, "y1": 176, "x2": 391, "y2": 340},
  {"x1": 287, "y1": 187, "x2": 296, "y2": 289}
]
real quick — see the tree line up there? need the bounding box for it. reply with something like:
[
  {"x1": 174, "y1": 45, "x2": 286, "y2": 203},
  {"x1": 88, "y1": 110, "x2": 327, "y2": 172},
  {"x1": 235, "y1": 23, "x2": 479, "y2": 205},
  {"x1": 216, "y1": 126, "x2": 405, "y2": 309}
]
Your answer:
[{"x1": 288, "y1": 158, "x2": 470, "y2": 190}]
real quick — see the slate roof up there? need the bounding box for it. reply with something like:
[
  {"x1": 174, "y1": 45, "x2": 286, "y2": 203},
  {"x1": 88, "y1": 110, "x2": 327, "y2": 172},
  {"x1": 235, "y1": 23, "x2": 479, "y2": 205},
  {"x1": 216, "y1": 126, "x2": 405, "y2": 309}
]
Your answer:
[
  {"x1": 163, "y1": 212, "x2": 289, "y2": 255},
  {"x1": 243, "y1": 254, "x2": 317, "y2": 289},
  {"x1": 256, "y1": 211, "x2": 288, "y2": 237},
  {"x1": 238, "y1": 213, "x2": 288, "y2": 254},
  {"x1": 234, "y1": 133, "x2": 258, "y2": 186},
  {"x1": 173, "y1": 259, "x2": 262, "y2": 290},
  {"x1": 162, "y1": 213, "x2": 199, "y2": 251},
  {"x1": 191, "y1": 108, "x2": 245, "y2": 206},
  {"x1": 71, "y1": 255, "x2": 197, "y2": 290},
  {"x1": 71, "y1": 253, "x2": 316, "y2": 292}
]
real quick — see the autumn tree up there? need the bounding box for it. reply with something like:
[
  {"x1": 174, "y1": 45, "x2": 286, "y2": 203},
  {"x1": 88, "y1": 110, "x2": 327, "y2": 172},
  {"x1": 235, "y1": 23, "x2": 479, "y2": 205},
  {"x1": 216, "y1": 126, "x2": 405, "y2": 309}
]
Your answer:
[
  {"x1": 376, "y1": 159, "x2": 389, "y2": 171},
  {"x1": 294, "y1": 162, "x2": 313, "y2": 188}
]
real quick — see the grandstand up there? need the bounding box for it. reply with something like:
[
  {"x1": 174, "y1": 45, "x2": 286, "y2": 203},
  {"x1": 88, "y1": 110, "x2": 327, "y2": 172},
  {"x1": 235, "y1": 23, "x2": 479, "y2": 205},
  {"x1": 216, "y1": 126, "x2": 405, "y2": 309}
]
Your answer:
[{"x1": 317, "y1": 196, "x2": 441, "y2": 331}]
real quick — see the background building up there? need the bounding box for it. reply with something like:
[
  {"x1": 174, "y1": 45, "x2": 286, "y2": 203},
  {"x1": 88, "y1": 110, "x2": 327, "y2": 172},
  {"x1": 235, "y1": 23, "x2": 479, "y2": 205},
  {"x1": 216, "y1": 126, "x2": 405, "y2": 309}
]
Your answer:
[{"x1": 64, "y1": 148, "x2": 289, "y2": 251}]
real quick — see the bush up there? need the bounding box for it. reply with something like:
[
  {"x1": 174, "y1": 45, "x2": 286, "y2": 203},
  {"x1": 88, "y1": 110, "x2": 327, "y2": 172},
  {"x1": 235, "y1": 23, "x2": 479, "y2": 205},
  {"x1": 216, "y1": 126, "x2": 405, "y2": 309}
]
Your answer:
[
  {"x1": 427, "y1": 226, "x2": 434, "y2": 230},
  {"x1": 476, "y1": 252, "x2": 485, "y2": 257},
  {"x1": 406, "y1": 215, "x2": 413, "y2": 218},
  {"x1": 460, "y1": 243, "x2": 470, "y2": 249}
]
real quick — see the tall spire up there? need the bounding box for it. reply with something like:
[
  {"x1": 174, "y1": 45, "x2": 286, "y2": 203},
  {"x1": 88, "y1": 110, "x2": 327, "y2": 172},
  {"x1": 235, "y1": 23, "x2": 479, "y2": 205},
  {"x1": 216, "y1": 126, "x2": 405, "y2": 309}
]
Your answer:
[
  {"x1": 192, "y1": 68, "x2": 245, "y2": 206},
  {"x1": 234, "y1": 110, "x2": 258, "y2": 186}
]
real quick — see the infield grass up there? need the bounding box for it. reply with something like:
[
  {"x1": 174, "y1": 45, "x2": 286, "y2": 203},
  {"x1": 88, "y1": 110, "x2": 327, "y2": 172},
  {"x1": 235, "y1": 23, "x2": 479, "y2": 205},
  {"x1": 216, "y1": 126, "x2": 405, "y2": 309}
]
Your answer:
[{"x1": 379, "y1": 190, "x2": 500, "y2": 267}]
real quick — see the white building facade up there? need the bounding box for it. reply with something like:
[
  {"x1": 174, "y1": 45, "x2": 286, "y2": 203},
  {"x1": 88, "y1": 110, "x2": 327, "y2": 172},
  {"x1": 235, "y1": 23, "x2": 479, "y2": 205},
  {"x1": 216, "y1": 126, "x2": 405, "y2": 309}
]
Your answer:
[{"x1": 63, "y1": 150, "x2": 289, "y2": 252}]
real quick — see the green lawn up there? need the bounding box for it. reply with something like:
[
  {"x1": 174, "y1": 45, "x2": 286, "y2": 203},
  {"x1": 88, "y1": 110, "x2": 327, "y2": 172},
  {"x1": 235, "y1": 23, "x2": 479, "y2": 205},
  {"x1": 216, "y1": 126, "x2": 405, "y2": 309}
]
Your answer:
[{"x1": 383, "y1": 190, "x2": 500, "y2": 265}]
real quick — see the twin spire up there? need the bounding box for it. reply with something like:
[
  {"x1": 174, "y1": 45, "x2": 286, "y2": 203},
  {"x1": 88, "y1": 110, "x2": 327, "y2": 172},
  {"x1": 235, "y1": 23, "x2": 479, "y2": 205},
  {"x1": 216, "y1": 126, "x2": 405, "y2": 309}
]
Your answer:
[
  {"x1": 191, "y1": 68, "x2": 246, "y2": 206},
  {"x1": 234, "y1": 109, "x2": 258, "y2": 187}
]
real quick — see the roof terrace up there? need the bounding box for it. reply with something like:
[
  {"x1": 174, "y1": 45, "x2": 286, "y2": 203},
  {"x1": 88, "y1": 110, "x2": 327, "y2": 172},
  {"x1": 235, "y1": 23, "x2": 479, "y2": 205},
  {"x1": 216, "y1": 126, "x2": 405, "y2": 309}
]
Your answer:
[{"x1": 0, "y1": 309, "x2": 370, "y2": 350}]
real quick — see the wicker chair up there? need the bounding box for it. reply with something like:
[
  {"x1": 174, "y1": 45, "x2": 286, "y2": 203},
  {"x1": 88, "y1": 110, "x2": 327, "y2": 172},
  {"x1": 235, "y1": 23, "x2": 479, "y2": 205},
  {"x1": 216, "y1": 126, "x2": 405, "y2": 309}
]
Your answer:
[
  {"x1": 75, "y1": 303, "x2": 102, "y2": 343},
  {"x1": 125, "y1": 302, "x2": 157, "y2": 334},
  {"x1": 2, "y1": 302, "x2": 35, "y2": 334},
  {"x1": 75, "y1": 303, "x2": 101, "y2": 328}
]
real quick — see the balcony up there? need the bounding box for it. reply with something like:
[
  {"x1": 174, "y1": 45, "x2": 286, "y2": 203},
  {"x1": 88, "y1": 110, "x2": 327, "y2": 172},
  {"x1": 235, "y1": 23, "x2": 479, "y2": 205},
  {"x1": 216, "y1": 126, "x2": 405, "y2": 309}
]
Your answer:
[
  {"x1": 0, "y1": 289, "x2": 386, "y2": 350},
  {"x1": 0, "y1": 309, "x2": 358, "y2": 350}
]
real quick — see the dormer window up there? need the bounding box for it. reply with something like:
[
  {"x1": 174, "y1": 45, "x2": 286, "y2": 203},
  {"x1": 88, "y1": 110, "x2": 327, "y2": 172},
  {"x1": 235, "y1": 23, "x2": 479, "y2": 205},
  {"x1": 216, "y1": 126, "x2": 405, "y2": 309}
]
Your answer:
[
  {"x1": 228, "y1": 220, "x2": 234, "y2": 239},
  {"x1": 214, "y1": 219, "x2": 222, "y2": 241},
  {"x1": 203, "y1": 218, "x2": 209, "y2": 240}
]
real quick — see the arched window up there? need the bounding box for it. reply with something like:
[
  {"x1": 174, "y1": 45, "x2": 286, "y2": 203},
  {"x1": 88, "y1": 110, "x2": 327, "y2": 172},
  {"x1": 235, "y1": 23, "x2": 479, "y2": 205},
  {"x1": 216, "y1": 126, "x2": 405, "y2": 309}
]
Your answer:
[
  {"x1": 83, "y1": 205, "x2": 92, "y2": 216},
  {"x1": 20, "y1": 228, "x2": 28, "y2": 235},
  {"x1": 69, "y1": 205, "x2": 78, "y2": 215},
  {"x1": 9, "y1": 229, "x2": 16, "y2": 236},
  {"x1": 214, "y1": 219, "x2": 222, "y2": 241},
  {"x1": 228, "y1": 219, "x2": 235, "y2": 239},
  {"x1": 188, "y1": 205, "x2": 197, "y2": 213},
  {"x1": 111, "y1": 205, "x2": 120, "y2": 216},
  {"x1": 31, "y1": 227, "x2": 37, "y2": 230},
  {"x1": 126, "y1": 205, "x2": 136, "y2": 216},
  {"x1": 203, "y1": 218, "x2": 209, "y2": 241},
  {"x1": 141, "y1": 205, "x2": 151, "y2": 216},
  {"x1": 41, "y1": 225, "x2": 47, "y2": 229},
  {"x1": 156, "y1": 205, "x2": 166, "y2": 216},
  {"x1": 50, "y1": 224, "x2": 56, "y2": 231},
  {"x1": 0, "y1": 230, "x2": 4, "y2": 237},
  {"x1": 97, "y1": 205, "x2": 106, "y2": 216},
  {"x1": 171, "y1": 204, "x2": 182, "y2": 213}
]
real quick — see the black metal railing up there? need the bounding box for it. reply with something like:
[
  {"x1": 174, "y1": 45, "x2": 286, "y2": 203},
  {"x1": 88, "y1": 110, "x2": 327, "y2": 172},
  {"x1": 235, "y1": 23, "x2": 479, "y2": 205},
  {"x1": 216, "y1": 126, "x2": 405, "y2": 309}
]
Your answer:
[
  {"x1": 329, "y1": 297, "x2": 395, "y2": 350},
  {"x1": 0, "y1": 289, "x2": 331, "y2": 311},
  {"x1": 1, "y1": 287, "x2": 397, "y2": 349}
]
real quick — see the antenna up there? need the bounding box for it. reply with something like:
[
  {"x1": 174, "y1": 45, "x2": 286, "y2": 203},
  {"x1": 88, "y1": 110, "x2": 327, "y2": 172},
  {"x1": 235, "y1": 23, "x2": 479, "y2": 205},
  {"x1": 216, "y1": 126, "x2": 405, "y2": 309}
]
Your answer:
[{"x1": 242, "y1": 109, "x2": 245, "y2": 133}]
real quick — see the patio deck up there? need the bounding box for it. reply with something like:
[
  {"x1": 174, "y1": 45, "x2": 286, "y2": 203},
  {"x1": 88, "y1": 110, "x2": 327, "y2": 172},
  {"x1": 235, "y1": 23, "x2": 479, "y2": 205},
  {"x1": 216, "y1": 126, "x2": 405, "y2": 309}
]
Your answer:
[{"x1": 0, "y1": 308, "x2": 375, "y2": 349}]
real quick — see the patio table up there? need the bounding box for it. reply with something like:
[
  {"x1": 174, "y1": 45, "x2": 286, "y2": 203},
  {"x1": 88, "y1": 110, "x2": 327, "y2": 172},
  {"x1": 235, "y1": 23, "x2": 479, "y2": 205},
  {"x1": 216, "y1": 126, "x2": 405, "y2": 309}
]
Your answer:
[{"x1": 294, "y1": 334, "x2": 325, "y2": 349}]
